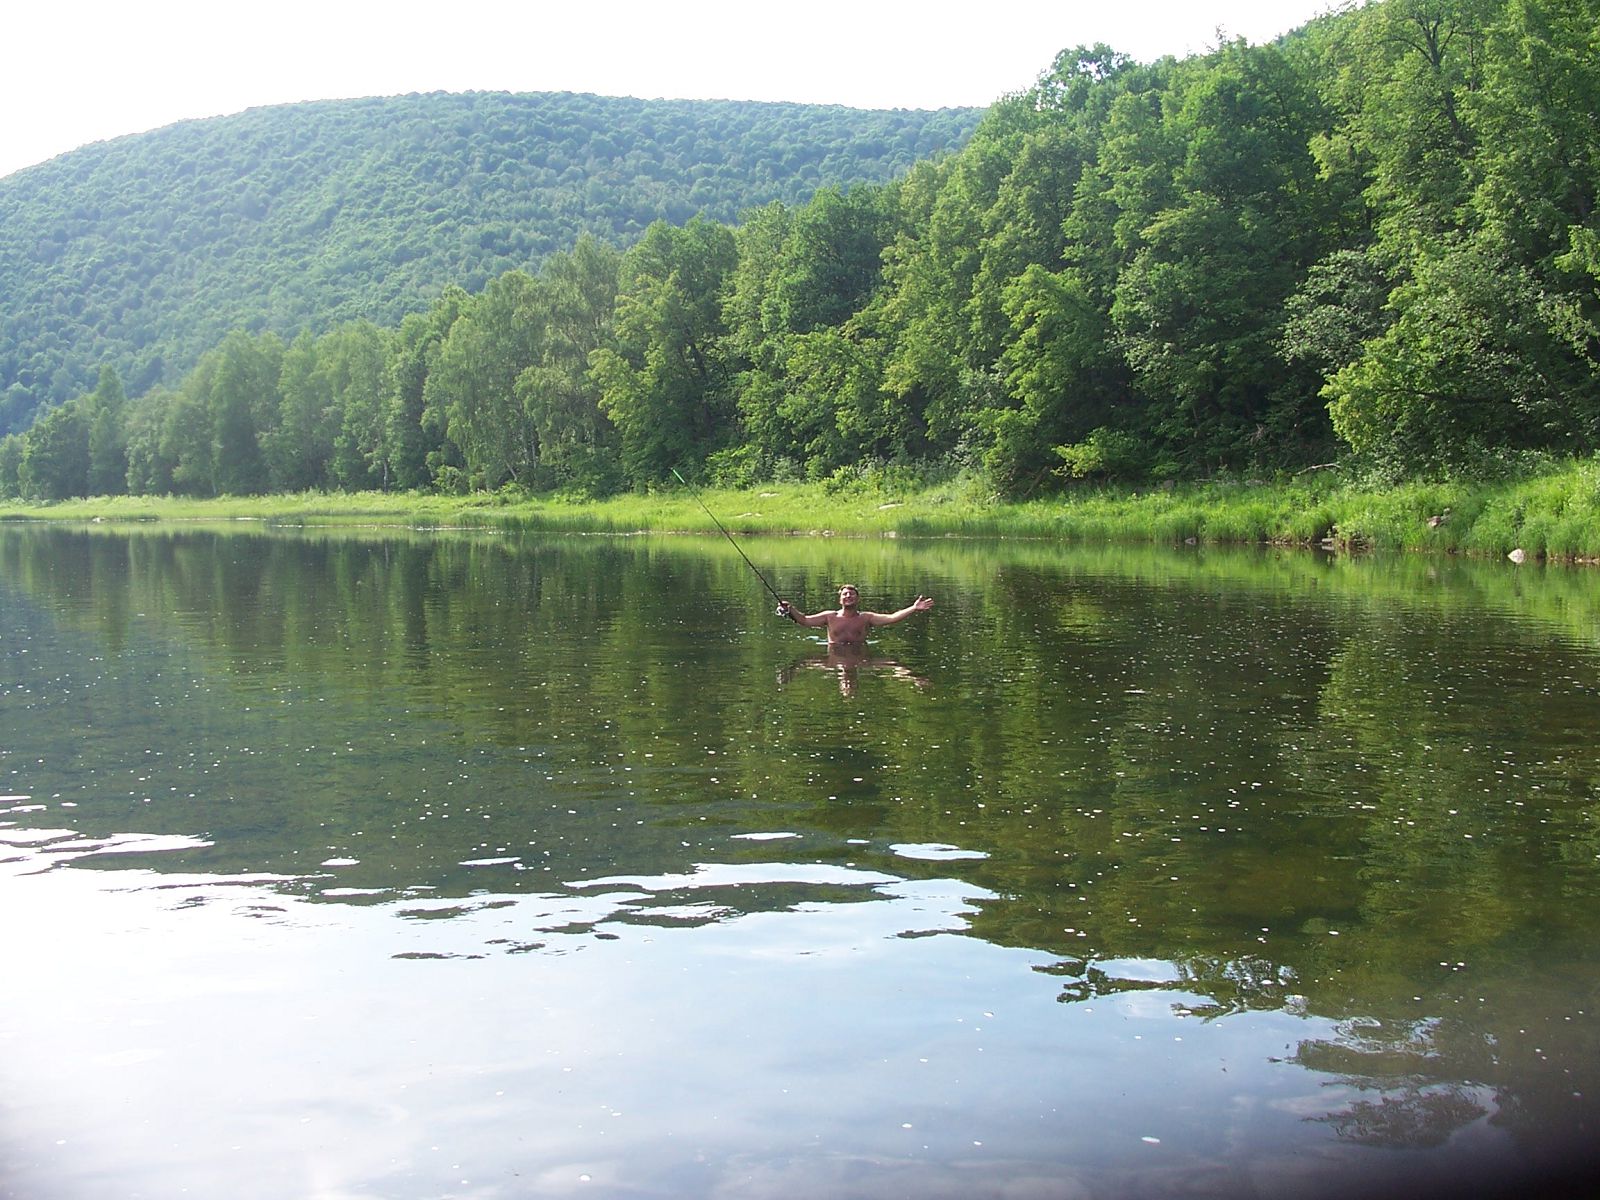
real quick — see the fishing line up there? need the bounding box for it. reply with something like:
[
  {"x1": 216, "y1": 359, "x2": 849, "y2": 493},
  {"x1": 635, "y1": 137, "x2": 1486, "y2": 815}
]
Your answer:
[{"x1": 671, "y1": 468, "x2": 790, "y2": 612}]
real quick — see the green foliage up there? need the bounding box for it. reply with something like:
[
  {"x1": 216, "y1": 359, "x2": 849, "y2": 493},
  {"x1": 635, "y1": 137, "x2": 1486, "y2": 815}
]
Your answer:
[
  {"x1": 1308, "y1": 0, "x2": 1600, "y2": 475},
  {"x1": 5, "y1": 0, "x2": 1599, "y2": 501},
  {"x1": 427, "y1": 271, "x2": 544, "y2": 488},
  {"x1": 85, "y1": 365, "x2": 128, "y2": 496},
  {"x1": 12, "y1": 457, "x2": 1600, "y2": 563},
  {"x1": 594, "y1": 219, "x2": 738, "y2": 484},
  {"x1": 770, "y1": 186, "x2": 891, "y2": 334},
  {"x1": 1112, "y1": 41, "x2": 1335, "y2": 475},
  {"x1": 515, "y1": 236, "x2": 623, "y2": 492},
  {"x1": 1468, "y1": 0, "x2": 1600, "y2": 273},
  {"x1": 389, "y1": 288, "x2": 466, "y2": 490},
  {"x1": 986, "y1": 265, "x2": 1121, "y2": 494},
  {"x1": 0, "y1": 434, "x2": 22, "y2": 498},
  {"x1": 17, "y1": 402, "x2": 88, "y2": 500},
  {"x1": 267, "y1": 332, "x2": 339, "y2": 492},
  {"x1": 325, "y1": 323, "x2": 395, "y2": 490},
  {"x1": 122, "y1": 388, "x2": 175, "y2": 495},
  {"x1": 208, "y1": 331, "x2": 283, "y2": 496},
  {"x1": 1054, "y1": 427, "x2": 1143, "y2": 482},
  {"x1": 1279, "y1": 248, "x2": 1395, "y2": 380},
  {"x1": 1338, "y1": 0, "x2": 1495, "y2": 251},
  {"x1": 0, "y1": 92, "x2": 982, "y2": 433},
  {"x1": 724, "y1": 188, "x2": 905, "y2": 478},
  {"x1": 701, "y1": 443, "x2": 769, "y2": 489},
  {"x1": 1327, "y1": 243, "x2": 1600, "y2": 469}
]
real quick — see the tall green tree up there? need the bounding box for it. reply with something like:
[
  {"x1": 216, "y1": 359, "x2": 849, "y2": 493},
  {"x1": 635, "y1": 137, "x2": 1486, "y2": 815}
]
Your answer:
[
  {"x1": 1466, "y1": 0, "x2": 1599, "y2": 267},
  {"x1": 768, "y1": 185, "x2": 890, "y2": 335},
  {"x1": 723, "y1": 202, "x2": 796, "y2": 473},
  {"x1": 1339, "y1": 0, "x2": 1495, "y2": 255},
  {"x1": 0, "y1": 433, "x2": 22, "y2": 499},
  {"x1": 16, "y1": 402, "x2": 88, "y2": 500},
  {"x1": 1319, "y1": 0, "x2": 1600, "y2": 472},
  {"x1": 426, "y1": 272, "x2": 543, "y2": 488},
  {"x1": 1468, "y1": 0, "x2": 1600, "y2": 401},
  {"x1": 389, "y1": 287, "x2": 467, "y2": 491},
  {"x1": 515, "y1": 236, "x2": 623, "y2": 492},
  {"x1": 722, "y1": 188, "x2": 897, "y2": 476},
  {"x1": 773, "y1": 324, "x2": 897, "y2": 475},
  {"x1": 990, "y1": 264, "x2": 1120, "y2": 491},
  {"x1": 163, "y1": 364, "x2": 216, "y2": 496},
  {"x1": 879, "y1": 139, "x2": 1024, "y2": 453},
  {"x1": 1111, "y1": 41, "x2": 1334, "y2": 473},
  {"x1": 267, "y1": 331, "x2": 338, "y2": 491},
  {"x1": 326, "y1": 322, "x2": 395, "y2": 490},
  {"x1": 207, "y1": 331, "x2": 283, "y2": 495},
  {"x1": 590, "y1": 218, "x2": 737, "y2": 485},
  {"x1": 84, "y1": 365, "x2": 128, "y2": 495},
  {"x1": 123, "y1": 389, "x2": 177, "y2": 495},
  {"x1": 963, "y1": 48, "x2": 1141, "y2": 490}
]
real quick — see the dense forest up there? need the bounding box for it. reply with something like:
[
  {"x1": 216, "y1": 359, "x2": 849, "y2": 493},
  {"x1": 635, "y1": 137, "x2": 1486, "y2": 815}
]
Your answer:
[
  {"x1": 2, "y1": 0, "x2": 1597, "y2": 503},
  {"x1": 0, "y1": 92, "x2": 981, "y2": 432}
]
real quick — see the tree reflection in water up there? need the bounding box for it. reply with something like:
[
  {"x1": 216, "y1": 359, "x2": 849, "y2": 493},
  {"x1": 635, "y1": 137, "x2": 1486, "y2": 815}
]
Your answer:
[{"x1": 5, "y1": 524, "x2": 1600, "y2": 1195}]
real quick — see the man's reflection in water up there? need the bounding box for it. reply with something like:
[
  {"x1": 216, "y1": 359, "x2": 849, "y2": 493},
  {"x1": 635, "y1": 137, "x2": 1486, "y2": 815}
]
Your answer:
[{"x1": 777, "y1": 641, "x2": 931, "y2": 698}]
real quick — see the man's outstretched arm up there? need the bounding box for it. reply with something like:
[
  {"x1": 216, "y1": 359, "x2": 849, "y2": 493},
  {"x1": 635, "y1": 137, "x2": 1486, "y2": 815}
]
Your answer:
[{"x1": 865, "y1": 595, "x2": 934, "y2": 627}]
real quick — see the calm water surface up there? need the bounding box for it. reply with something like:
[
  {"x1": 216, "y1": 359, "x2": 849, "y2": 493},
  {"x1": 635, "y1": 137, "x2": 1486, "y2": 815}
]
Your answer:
[{"x1": 2, "y1": 525, "x2": 1598, "y2": 1199}]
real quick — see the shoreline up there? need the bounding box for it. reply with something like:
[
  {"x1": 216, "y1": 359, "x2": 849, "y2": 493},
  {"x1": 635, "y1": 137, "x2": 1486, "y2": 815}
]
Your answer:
[{"x1": 3, "y1": 464, "x2": 1599, "y2": 564}]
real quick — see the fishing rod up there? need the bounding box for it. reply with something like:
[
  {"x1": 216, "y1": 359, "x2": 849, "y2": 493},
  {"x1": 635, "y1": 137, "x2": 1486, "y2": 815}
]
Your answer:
[{"x1": 670, "y1": 468, "x2": 791, "y2": 616}]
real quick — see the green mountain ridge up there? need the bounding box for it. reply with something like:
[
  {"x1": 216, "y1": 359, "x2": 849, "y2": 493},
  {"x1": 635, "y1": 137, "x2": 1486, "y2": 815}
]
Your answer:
[{"x1": 0, "y1": 89, "x2": 983, "y2": 435}]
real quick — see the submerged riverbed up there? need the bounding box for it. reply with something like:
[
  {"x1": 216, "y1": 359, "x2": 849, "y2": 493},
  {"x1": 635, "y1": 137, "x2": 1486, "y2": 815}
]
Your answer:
[{"x1": 2, "y1": 524, "x2": 1598, "y2": 1198}]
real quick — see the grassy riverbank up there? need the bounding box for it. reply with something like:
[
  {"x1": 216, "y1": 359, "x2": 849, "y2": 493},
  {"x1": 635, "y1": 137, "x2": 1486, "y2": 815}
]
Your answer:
[{"x1": 5, "y1": 458, "x2": 1600, "y2": 560}]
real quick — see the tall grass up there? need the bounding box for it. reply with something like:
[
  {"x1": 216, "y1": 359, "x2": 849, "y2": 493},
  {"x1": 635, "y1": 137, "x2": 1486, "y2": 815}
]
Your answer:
[
  {"x1": 1324, "y1": 458, "x2": 1600, "y2": 560},
  {"x1": 5, "y1": 457, "x2": 1600, "y2": 560}
]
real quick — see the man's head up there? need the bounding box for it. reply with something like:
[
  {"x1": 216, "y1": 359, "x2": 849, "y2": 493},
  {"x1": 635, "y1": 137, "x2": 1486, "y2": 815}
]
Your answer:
[{"x1": 838, "y1": 584, "x2": 860, "y2": 610}]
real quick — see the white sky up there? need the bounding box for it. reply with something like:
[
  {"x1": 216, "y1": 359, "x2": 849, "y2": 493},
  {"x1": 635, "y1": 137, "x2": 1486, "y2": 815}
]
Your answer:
[{"x1": 3, "y1": 0, "x2": 1344, "y2": 180}]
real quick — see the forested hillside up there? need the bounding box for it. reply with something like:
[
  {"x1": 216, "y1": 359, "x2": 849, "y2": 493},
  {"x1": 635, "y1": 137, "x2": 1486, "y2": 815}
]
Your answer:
[
  {"x1": 0, "y1": 91, "x2": 981, "y2": 433},
  {"x1": 3, "y1": 0, "x2": 1597, "y2": 505}
]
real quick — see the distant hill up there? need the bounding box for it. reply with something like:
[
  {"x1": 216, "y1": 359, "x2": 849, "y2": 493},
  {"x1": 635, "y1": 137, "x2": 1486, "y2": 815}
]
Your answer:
[{"x1": 0, "y1": 90, "x2": 982, "y2": 435}]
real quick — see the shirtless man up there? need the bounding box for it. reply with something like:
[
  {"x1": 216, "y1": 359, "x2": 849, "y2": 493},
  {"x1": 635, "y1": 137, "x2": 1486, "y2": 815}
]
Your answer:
[{"x1": 777, "y1": 584, "x2": 933, "y2": 645}]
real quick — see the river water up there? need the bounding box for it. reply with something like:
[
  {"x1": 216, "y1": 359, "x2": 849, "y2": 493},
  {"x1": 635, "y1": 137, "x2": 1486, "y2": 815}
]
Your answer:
[{"x1": 2, "y1": 524, "x2": 1598, "y2": 1199}]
